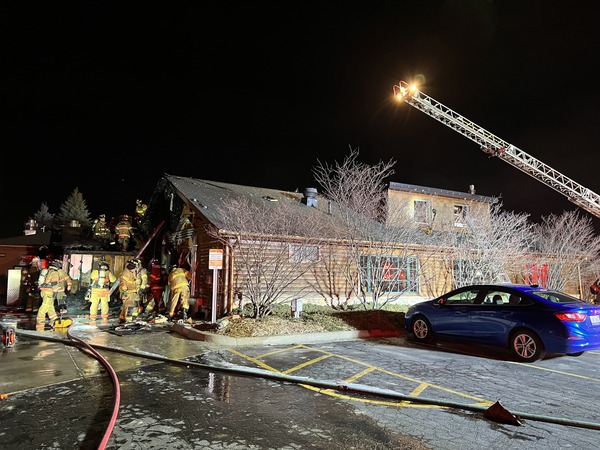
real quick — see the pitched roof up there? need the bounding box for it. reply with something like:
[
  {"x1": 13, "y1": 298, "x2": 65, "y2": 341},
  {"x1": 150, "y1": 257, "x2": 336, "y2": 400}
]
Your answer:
[
  {"x1": 158, "y1": 174, "x2": 493, "y2": 245},
  {"x1": 163, "y1": 174, "x2": 343, "y2": 236}
]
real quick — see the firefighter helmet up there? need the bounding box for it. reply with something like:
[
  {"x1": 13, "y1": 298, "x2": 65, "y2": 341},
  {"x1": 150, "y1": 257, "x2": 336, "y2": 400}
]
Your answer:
[
  {"x1": 50, "y1": 260, "x2": 62, "y2": 269},
  {"x1": 99, "y1": 261, "x2": 109, "y2": 270}
]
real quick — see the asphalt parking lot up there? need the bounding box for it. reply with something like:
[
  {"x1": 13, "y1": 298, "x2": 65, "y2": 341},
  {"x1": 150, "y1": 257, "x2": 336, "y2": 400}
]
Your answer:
[{"x1": 2, "y1": 316, "x2": 600, "y2": 449}]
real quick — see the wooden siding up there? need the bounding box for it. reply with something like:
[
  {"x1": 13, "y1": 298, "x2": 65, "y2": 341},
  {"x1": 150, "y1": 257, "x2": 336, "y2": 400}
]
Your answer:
[{"x1": 386, "y1": 188, "x2": 491, "y2": 231}]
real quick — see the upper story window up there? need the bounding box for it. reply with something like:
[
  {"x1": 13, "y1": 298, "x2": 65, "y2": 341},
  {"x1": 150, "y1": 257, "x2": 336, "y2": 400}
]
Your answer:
[
  {"x1": 413, "y1": 200, "x2": 431, "y2": 224},
  {"x1": 454, "y1": 204, "x2": 468, "y2": 227}
]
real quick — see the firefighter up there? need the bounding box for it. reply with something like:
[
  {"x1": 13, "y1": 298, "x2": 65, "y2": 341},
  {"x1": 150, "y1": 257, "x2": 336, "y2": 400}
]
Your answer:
[
  {"x1": 119, "y1": 258, "x2": 148, "y2": 323},
  {"x1": 89, "y1": 261, "x2": 117, "y2": 324},
  {"x1": 145, "y1": 259, "x2": 168, "y2": 316},
  {"x1": 119, "y1": 259, "x2": 139, "y2": 323},
  {"x1": 167, "y1": 264, "x2": 193, "y2": 323},
  {"x1": 19, "y1": 267, "x2": 33, "y2": 311},
  {"x1": 115, "y1": 215, "x2": 133, "y2": 251},
  {"x1": 27, "y1": 257, "x2": 45, "y2": 312},
  {"x1": 92, "y1": 214, "x2": 112, "y2": 249},
  {"x1": 134, "y1": 199, "x2": 147, "y2": 225},
  {"x1": 136, "y1": 259, "x2": 150, "y2": 314},
  {"x1": 36, "y1": 260, "x2": 72, "y2": 330}
]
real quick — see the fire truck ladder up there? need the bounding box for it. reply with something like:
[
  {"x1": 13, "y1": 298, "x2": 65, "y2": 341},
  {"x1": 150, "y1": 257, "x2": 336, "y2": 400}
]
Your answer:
[{"x1": 393, "y1": 80, "x2": 600, "y2": 219}]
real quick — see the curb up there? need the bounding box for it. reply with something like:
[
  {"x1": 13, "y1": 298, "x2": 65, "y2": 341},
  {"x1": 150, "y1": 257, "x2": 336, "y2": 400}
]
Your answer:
[{"x1": 170, "y1": 323, "x2": 403, "y2": 346}]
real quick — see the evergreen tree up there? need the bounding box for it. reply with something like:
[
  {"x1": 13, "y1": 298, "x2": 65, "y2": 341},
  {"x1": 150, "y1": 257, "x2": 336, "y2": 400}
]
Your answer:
[
  {"x1": 32, "y1": 202, "x2": 55, "y2": 231},
  {"x1": 56, "y1": 187, "x2": 92, "y2": 227}
]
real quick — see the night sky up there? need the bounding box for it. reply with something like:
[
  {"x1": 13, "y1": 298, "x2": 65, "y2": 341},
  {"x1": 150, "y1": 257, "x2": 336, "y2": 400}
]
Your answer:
[{"x1": 4, "y1": 1, "x2": 600, "y2": 238}]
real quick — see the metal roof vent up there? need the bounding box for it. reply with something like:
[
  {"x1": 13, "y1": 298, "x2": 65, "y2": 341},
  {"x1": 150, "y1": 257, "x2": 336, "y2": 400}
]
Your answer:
[{"x1": 302, "y1": 188, "x2": 318, "y2": 207}]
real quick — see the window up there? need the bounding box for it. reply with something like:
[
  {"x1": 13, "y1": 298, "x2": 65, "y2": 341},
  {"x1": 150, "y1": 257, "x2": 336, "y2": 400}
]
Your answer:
[
  {"x1": 289, "y1": 244, "x2": 319, "y2": 262},
  {"x1": 534, "y1": 290, "x2": 580, "y2": 304},
  {"x1": 454, "y1": 204, "x2": 468, "y2": 227},
  {"x1": 483, "y1": 291, "x2": 507, "y2": 304},
  {"x1": 413, "y1": 200, "x2": 430, "y2": 224},
  {"x1": 360, "y1": 255, "x2": 419, "y2": 294},
  {"x1": 445, "y1": 289, "x2": 479, "y2": 305}
]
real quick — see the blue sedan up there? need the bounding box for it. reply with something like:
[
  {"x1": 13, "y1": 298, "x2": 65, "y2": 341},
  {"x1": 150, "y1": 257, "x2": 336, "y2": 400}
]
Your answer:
[{"x1": 404, "y1": 283, "x2": 600, "y2": 362}]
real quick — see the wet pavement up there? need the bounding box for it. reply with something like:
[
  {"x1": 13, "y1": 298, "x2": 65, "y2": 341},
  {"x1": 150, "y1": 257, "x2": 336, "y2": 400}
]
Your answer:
[
  {"x1": 0, "y1": 303, "x2": 426, "y2": 450},
  {"x1": 2, "y1": 302, "x2": 599, "y2": 449}
]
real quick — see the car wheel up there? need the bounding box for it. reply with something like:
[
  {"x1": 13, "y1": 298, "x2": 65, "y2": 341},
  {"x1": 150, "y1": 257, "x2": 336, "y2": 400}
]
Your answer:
[
  {"x1": 510, "y1": 329, "x2": 545, "y2": 362},
  {"x1": 411, "y1": 315, "x2": 433, "y2": 343},
  {"x1": 567, "y1": 351, "x2": 585, "y2": 357}
]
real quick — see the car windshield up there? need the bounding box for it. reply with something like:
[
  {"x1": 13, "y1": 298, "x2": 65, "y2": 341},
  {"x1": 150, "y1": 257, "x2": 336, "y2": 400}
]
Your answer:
[{"x1": 532, "y1": 290, "x2": 583, "y2": 304}]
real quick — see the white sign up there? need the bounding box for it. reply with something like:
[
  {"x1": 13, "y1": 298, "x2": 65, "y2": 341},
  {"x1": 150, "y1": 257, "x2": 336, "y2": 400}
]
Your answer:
[{"x1": 209, "y1": 249, "x2": 223, "y2": 270}]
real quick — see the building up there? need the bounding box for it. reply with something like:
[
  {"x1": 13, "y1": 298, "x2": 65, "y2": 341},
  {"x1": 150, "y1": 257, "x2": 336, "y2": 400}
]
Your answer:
[
  {"x1": 3, "y1": 174, "x2": 589, "y2": 315},
  {"x1": 140, "y1": 174, "x2": 497, "y2": 319}
]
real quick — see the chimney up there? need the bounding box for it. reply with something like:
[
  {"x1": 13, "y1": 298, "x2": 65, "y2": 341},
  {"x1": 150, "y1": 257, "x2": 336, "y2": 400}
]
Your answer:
[
  {"x1": 24, "y1": 219, "x2": 37, "y2": 236},
  {"x1": 302, "y1": 187, "x2": 318, "y2": 207},
  {"x1": 469, "y1": 185, "x2": 476, "y2": 195}
]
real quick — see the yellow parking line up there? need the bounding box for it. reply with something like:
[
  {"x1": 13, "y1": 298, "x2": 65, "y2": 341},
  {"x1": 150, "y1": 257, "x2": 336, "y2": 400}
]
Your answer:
[
  {"x1": 509, "y1": 361, "x2": 600, "y2": 382},
  {"x1": 228, "y1": 348, "x2": 279, "y2": 372},
  {"x1": 228, "y1": 346, "x2": 492, "y2": 408},
  {"x1": 253, "y1": 345, "x2": 306, "y2": 359},
  {"x1": 300, "y1": 384, "x2": 438, "y2": 408},
  {"x1": 345, "y1": 367, "x2": 376, "y2": 383},
  {"x1": 283, "y1": 354, "x2": 333, "y2": 375}
]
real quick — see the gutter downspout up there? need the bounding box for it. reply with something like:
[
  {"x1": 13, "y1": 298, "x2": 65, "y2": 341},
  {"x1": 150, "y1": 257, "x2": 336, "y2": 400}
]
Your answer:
[{"x1": 225, "y1": 237, "x2": 236, "y2": 314}]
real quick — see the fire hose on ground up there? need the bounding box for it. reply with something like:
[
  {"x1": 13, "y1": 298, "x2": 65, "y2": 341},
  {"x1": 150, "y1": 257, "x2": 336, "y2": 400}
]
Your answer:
[{"x1": 10, "y1": 327, "x2": 600, "y2": 435}]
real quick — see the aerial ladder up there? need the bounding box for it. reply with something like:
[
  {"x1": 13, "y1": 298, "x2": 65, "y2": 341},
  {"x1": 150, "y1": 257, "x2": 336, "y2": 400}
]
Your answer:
[{"x1": 392, "y1": 80, "x2": 600, "y2": 219}]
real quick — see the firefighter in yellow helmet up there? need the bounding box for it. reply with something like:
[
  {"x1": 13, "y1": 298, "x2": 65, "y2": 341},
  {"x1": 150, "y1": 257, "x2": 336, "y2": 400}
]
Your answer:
[
  {"x1": 89, "y1": 261, "x2": 117, "y2": 324},
  {"x1": 167, "y1": 264, "x2": 193, "y2": 323},
  {"x1": 36, "y1": 260, "x2": 72, "y2": 330}
]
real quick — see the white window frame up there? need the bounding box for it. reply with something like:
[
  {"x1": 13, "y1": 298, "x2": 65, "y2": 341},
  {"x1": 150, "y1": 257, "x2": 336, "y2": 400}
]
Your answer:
[
  {"x1": 413, "y1": 200, "x2": 431, "y2": 224},
  {"x1": 289, "y1": 244, "x2": 320, "y2": 262},
  {"x1": 454, "y1": 204, "x2": 468, "y2": 227}
]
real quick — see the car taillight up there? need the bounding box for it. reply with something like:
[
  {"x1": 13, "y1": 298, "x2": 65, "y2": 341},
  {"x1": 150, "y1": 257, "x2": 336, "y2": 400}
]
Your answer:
[{"x1": 554, "y1": 312, "x2": 587, "y2": 322}]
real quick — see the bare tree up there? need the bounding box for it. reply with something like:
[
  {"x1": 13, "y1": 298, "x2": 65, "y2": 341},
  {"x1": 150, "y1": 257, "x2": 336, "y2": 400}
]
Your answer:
[
  {"x1": 307, "y1": 243, "x2": 354, "y2": 310},
  {"x1": 531, "y1": 210, "x2": 600, "y2": 294},
  {"x1": 313, "y1": 147, "x2": 423, "y2": 309},
  {"x1": 432, "y1": 200, "x2": 534, "y2": 288},
  {"x1": 210, "y1": 195, "x2": 326, "y2": 319}
]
